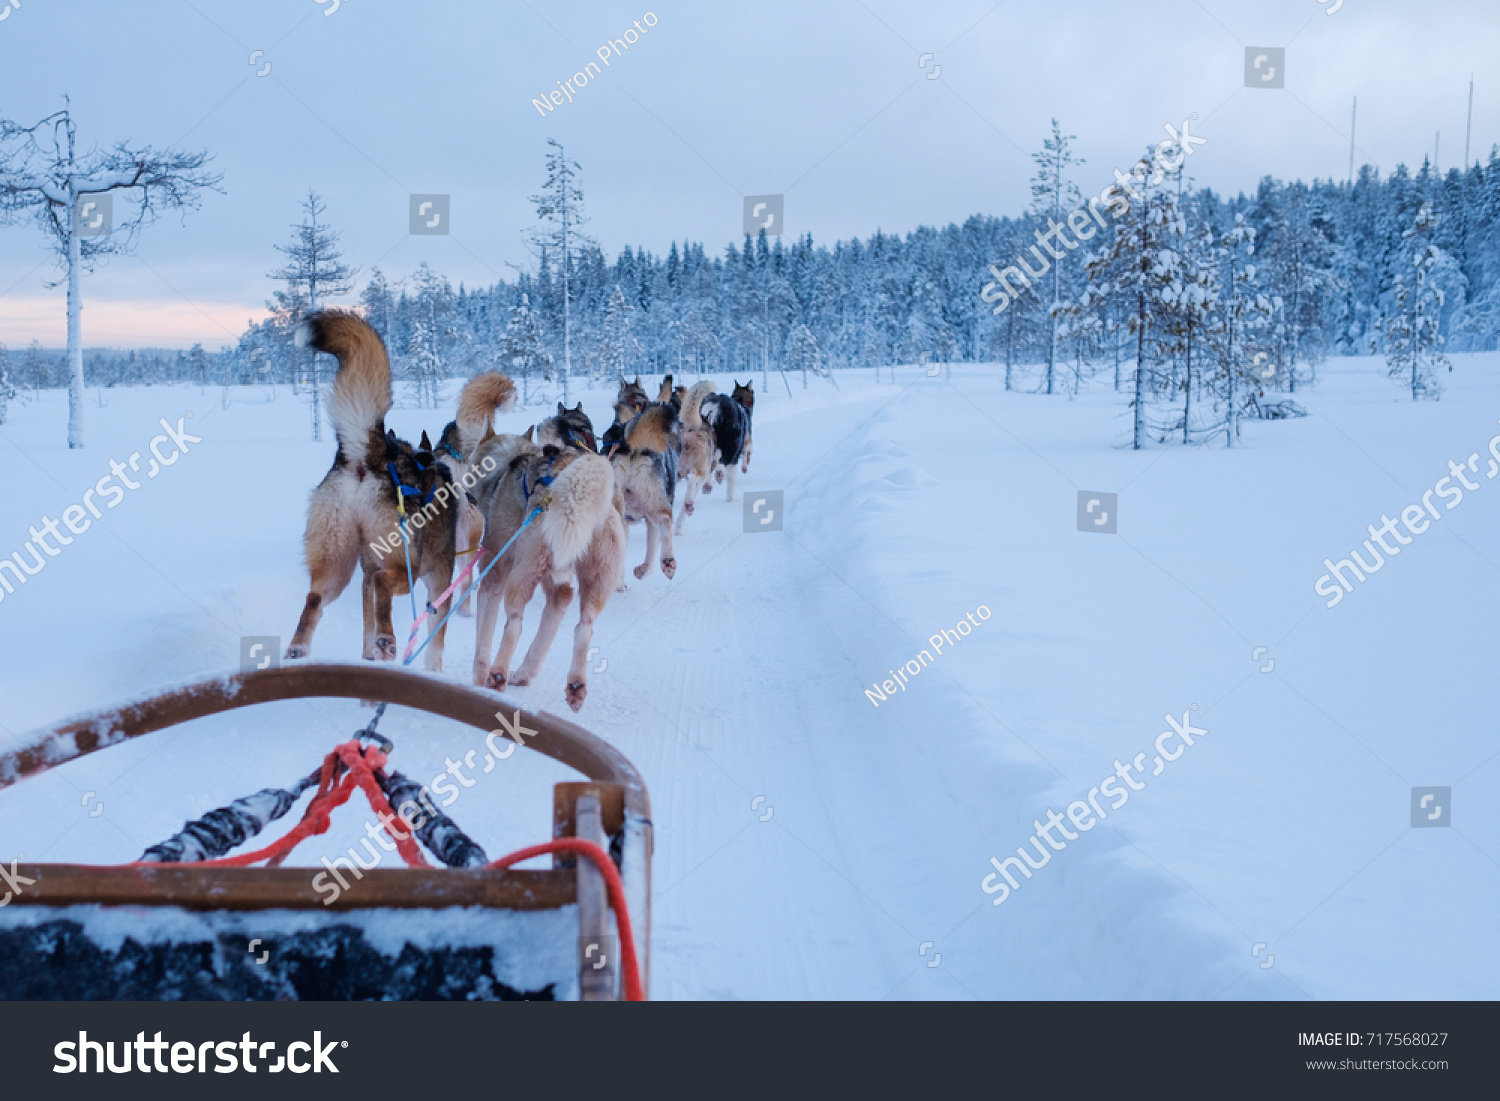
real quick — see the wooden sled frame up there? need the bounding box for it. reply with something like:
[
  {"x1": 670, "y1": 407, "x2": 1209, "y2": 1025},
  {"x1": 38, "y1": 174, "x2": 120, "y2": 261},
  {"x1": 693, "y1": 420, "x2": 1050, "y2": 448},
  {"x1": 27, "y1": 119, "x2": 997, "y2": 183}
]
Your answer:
[{"x1": 0, "y1": 662, "x2": 653, "y2": 1000}]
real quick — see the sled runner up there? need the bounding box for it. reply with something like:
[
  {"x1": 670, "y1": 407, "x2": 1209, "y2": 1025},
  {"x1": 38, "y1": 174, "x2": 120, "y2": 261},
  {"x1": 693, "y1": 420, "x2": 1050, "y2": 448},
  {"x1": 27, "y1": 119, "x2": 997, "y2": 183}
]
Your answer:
[{"x1": 0, "y1": 663, "x2": 651, "y2": 1001}]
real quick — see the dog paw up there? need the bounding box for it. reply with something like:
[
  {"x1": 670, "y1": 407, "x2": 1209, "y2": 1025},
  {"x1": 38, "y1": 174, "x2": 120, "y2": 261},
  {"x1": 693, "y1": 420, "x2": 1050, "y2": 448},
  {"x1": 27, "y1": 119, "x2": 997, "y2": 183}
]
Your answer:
[
  {"x1": 566, "y1": 681, "x2": 587, "y2": 711},
  {"x1": 714, "y1": 470, "x2": 724, "y2": 484},
  {"x1": 284, "y1": 645, "x2": 309, "y2": 660},
  {"x1": 615, "y1": 583, "x2": 629, "y2": 593},
  {"x1": 685, "y1": 502, "x2": 695, "y2": 515},
  {"x1": 661, "y1": 557, "x2": 676, "y2": 579},
  {"x1": 632, "y1": 563, "x2": 650, "y2": 580},
  {"x1": 375, "y1": 636, "x2": 397, "y2": 660},
  {"x1": 486, "y1": 670, "x2": 508, "y2": 691},
  {"x1": 702, "y1": 483, "x2": 712, "y2": 495},
  {"x1": 456, "y1": 603, "x2": 475, "y2": 619},
  {"x1": 508, "y1": 671, "x2": 531, "y2": 687}
]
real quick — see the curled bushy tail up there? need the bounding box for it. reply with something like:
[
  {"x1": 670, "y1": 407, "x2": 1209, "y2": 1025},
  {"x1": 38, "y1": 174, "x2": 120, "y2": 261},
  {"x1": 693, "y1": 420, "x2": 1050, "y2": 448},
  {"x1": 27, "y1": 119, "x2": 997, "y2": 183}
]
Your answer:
[
  {"x1": 297, "y1": 309, "x2": 391, "y2": 468},
  {"x1": 538, "y1": 452, "x2": 615, "y2": 570},
  {"x1": 455, "y1": 371, "x2": 517, "y2": 457},
  {"x1": 681, "y1": 380, "x2": 718, "y2": 429}
]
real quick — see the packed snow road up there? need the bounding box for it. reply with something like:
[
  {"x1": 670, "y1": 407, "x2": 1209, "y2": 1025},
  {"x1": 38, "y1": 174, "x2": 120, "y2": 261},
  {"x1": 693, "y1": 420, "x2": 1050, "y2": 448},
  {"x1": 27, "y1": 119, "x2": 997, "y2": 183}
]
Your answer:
[{"x1": 1, "y1": 358, "x2": 1497, "y2": 998}]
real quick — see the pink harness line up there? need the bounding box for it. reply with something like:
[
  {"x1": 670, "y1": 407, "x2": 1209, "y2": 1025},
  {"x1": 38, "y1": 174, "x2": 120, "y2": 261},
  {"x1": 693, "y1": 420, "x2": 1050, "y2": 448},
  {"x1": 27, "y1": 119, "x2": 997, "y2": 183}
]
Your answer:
[{"x1": 400, "y1": 547, "x2": 486, "y2": 662}]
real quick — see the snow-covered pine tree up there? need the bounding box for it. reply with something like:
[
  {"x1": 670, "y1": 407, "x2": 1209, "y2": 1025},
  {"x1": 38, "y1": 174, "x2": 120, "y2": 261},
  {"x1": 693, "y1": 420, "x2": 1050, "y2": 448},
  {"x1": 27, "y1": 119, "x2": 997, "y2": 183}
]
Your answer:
[
  {"x1": 1159, "y1": 224, "x2": 1221, "y2": 442},
  {"x1": 1083, "y1": 155, "x2": 1185, "y2": 449},
  {"x1": 0, "y1": 343, "x2": 14, "y2": 423},
  {"x1": 527, "y1": 140, "x2": 595, "y2": 405},
  {"x1": 21, "y1": 339, "x2": 48, "y2": 399},
  {"x1": 269, "y1": 190, "x2": 357, "y2": 439},
  {"x1": 1257, "y1": 182, "x2": 1336, "y2": 391},
  {"x1": 500, "y1": 292, "x2": 553, "y2": 402},
  {"x1": 785, "y1": 322, "x2": 825, "y2": 388},
  {"x1": 402, "y1": 262, "x2": 463, "y2": 409},
  {"x1": 360, "y1": 267, "x2": 401, "y2": 350},
  {"x1": 1207, "y1": 215, "x2": 1278, "y2": 446},
  {"x1": 1377, "y1": 202, "x2": 1452, "y2": 400},
  {"x1": 599, "y1": 284, "x2": 640, "y2": 381},
  {"x1": 1029, "y1": 119, "x2": 1085, "y2": 396}
]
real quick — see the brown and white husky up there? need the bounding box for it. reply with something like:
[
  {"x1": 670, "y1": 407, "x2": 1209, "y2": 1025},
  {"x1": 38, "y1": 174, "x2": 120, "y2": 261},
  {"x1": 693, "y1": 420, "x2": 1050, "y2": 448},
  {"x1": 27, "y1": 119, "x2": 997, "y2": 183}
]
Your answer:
[
  {"x1": 436, "y1": 372, "x2": 518, "y2": 616},
  {"x1": 674, "y1": 380, "x2": 718, "y2": 534},
  {"x1": 468, "y1": 430, "x2": 625, "y2": 711},
  {"x1": 610, "y1": 400, "x2": 681, "y2": 579},
  {"x1": 285, "y1": 310, "x2": 491, "y2": 671}
]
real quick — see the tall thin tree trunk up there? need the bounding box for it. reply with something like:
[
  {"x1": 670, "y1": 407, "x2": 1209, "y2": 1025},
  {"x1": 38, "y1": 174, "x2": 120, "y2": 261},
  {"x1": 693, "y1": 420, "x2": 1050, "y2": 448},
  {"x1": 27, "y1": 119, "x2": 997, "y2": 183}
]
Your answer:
[
  {"x1": 1182, "y1": 324, "x2": 1192, "y2": 444},
  {"x1": 66, "y1": 181, "x2": 85, "y2": 449},
  {"x1": 1113, "y1": 325, "x2": 1122, "y2": 391},
  {"x1": 1133, "y1": 292, "x2": 1147, "y2": 451}
]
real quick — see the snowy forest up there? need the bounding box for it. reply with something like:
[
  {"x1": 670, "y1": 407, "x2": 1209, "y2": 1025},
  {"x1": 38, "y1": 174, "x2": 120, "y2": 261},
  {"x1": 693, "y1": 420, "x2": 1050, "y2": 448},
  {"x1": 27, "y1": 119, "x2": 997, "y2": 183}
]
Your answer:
[{"x1": 7, "y1": 129, "x2": 1500, "y2": 446}]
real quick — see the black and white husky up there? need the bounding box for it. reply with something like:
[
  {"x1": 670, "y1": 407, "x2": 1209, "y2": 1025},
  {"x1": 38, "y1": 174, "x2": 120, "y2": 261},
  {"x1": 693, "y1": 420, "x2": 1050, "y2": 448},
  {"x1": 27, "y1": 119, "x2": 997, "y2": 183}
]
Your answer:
[{"x1": 702, "y1": 380, "x2": 754, "y2": 502}]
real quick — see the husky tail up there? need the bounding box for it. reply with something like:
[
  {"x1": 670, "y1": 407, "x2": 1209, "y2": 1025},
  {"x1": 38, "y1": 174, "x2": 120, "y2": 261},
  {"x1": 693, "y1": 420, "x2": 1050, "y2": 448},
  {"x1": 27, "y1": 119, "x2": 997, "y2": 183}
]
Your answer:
[
  {"x1": 680, "y1": 380, "x2": 718, "y2": 430},
  {"x1": 538, "y1": 453, "x2": 616, "y2": 571},
  {"x1": 297, "y1": 309, "x2": 392, "y2": 469},
  {"x1": 454, "y1": 371, "x2": 518, "y2": 457}
]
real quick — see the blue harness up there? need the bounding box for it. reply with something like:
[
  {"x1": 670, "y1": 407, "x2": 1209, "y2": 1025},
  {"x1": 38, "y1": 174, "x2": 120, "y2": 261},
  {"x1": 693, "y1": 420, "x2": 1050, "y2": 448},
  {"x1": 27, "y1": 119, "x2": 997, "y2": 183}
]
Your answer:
[{"x1": 523, "y1": 454, "x2": 558, "y2": 502}]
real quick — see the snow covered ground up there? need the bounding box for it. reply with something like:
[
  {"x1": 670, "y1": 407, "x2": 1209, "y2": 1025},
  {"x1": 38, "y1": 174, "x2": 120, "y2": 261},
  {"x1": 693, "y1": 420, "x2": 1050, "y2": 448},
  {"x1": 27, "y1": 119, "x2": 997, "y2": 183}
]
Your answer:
[{"x1": 1, "y1": 354, "x2": 1497, "y2": 1000}]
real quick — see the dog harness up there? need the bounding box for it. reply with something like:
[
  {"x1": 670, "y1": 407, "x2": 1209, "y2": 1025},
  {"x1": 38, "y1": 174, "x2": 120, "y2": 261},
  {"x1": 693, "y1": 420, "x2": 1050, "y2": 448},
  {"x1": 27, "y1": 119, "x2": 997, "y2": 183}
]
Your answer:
[
  {"x1": 387, "y1": 461, "x2": 436, "y2": 510},
  {"x1": 561, "y1": 424, "x2": 597, "y2": 453},
  {"x1": 441, "y1": 442, "x2": 465, "y2": 463},
  {"x1": 522, "y1": 454, "x2": 558, "y2": 504}
]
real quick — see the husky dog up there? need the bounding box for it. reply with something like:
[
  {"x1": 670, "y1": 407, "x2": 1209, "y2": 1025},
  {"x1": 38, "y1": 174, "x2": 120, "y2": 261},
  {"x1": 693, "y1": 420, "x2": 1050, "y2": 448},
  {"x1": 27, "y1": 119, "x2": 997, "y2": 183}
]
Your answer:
[
  {"x1": 610, "y1": 398, "x2": 681, "y2": 579},
  {"x1": 673, "y1": 380, "x2": 718, "y2": 535},
  {"x1": 285, "y1": 310, "x2": 474, "y2": 670},
  {"x1": 703, "y1": 380, "x2": 754, "y2": 502},
  {"x1": 601, "y1": 377, "x2": 649, "y2": 455},
  {"x1": 535, "y1": 401, "x2": 599, "y2": 454},
  {"x1": 468, "y1": 431, "x2": 625, "y2": 711},
  {"x1": 435, "y1": 372, "x2": 518, "y2": 616}
]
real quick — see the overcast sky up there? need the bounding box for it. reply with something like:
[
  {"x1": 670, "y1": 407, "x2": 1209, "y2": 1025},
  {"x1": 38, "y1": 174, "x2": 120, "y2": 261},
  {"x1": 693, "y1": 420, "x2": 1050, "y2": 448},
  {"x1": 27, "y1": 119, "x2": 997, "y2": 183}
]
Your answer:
[{"x1": 1, "y1": 0, "x2": 1496, "y2": 348}]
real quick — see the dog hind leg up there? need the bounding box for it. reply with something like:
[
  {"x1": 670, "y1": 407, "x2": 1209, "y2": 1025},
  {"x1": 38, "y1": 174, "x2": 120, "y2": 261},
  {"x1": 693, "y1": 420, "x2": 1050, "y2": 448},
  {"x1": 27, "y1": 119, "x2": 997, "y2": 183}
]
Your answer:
[
  {"x1": 484, "y1": 579, "x2": 532, "y2": 691},
  {"x1": 511, "y1": 573, "x2": 574, "y2": 686},
  {"x1": 471, "y1": 571, "x2": 504, "y2": 687},
  {"x1": 633, "y1": 514, "x2": 659, "y2": 580},
  {"x1": 372, "y1": 568, "x2": 399, "y2": 660},
  {"x1": 421, "y1": 560, "x2": 453, "y2": 673},
  {"x1": 286, "y1": 546, "x2": 358, "y2": 660},
  {"x1": 656, "y1": 508, "x2": 676, "y2": 578}
]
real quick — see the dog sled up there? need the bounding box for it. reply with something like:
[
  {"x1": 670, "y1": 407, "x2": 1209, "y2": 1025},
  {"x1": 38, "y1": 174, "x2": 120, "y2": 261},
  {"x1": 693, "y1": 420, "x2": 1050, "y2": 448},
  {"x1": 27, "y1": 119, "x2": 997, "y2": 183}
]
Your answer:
[{"x1": 0, "y1": 663, "x2": 651, "y2": 1001}]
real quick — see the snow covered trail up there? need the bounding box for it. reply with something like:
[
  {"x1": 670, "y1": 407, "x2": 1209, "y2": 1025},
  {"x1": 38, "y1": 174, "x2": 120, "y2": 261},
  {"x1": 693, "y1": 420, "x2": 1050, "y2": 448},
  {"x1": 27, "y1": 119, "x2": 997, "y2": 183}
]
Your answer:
[{"x1": 1, "y1": 359, "x2": 1497, "y2": 999}]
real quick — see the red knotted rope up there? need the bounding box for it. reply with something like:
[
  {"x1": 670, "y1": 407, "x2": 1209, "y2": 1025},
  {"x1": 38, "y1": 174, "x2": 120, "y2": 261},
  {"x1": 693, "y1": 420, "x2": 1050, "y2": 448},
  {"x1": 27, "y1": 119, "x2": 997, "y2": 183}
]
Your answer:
[
  {"x1": 134, "y1": 739, "x2": 646, "y2": 1000},
  {"x1": 186, "y1": 740, "x2": 428, "y2": 869}
]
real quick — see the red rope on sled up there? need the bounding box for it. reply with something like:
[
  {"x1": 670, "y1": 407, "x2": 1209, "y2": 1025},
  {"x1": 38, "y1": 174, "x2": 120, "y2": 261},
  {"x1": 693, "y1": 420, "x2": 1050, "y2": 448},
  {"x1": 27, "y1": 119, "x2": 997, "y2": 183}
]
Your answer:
[
  {"x1": 133, "y1": 740, "x2": 645, "y2": 1000},
  {"x1": 487, "y1": 838, "x2": 645, "y2": 1002},
  {"x1": 189, "y1": 739, "x2": 428, "y2": 870}
]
